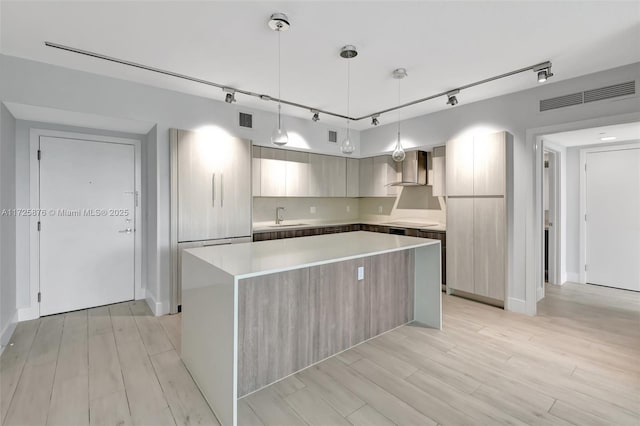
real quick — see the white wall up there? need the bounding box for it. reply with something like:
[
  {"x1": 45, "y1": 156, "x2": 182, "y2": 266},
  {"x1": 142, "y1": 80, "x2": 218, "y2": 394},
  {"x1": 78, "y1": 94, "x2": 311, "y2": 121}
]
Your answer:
[
  {"x1": 0, "y1": 103, "x2": 17, "y2": 347},
  {"x1": 360, "y1": 62, "x2": 640, "y2": 310},
  {"x1": 0, "y1": 54, "x2": 360, "y2": 316}
]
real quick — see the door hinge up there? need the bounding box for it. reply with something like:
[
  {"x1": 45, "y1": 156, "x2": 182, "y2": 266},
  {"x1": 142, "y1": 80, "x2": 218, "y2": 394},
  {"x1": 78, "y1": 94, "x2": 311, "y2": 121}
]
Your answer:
[
  {"x1": 37, "y1": 292, "x2": 41, "y2": 303},
  {"x1": 37, "y1": 149, "x2": 41, "y2": 161},
  {"x1": 37, "y1": 221, "x2": 41, "y2": 231}
]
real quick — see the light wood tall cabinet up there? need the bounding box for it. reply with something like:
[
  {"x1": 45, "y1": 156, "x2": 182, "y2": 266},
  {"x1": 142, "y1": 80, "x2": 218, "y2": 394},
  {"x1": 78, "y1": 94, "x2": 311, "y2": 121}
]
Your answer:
[
  {"x1": 431, "y1": 146, "x2": 446, "y2": 197},
  {"x1": 446, "y1": 131, "x2": 511, "y2": 305},
  {"x1": 175, "y1": 129, "x2": 252, "y2": 242}
]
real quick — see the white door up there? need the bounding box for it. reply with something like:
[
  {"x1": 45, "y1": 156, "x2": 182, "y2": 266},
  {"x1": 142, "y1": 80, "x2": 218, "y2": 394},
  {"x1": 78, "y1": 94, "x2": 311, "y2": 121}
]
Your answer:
[
  {"x1": 586, "y1": 148, "x2": 640, "y2": 291},
  {"x1": 39, "y1": 136, "x2": 136, "y2": 315}
]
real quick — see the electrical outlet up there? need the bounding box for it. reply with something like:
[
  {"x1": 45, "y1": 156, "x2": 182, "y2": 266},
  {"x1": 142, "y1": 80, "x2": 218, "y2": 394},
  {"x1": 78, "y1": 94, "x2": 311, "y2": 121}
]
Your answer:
[
  {"x1": 357, "y1": 266, "x2": 364, "y2": 281},
  {"x1": 346, "y1": 205, "x2": 351, "y2": 213},
  {"x1": 310, "y1": 206, "x2": 316, "y2": 214},
  {"x1": 378, "y1": 205, "x2": 383, "y2": 213}
]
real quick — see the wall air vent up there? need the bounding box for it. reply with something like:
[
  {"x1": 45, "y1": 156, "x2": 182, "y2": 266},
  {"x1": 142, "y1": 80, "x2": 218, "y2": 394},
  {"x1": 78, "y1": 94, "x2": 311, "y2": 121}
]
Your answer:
[
  {"x1": 239, "y1": 112, "x2": 253, "y2": 129},
  {"x1": 583, "y1": 81, "x2": 635, "y2": 103},
  {"x1": 328, "y1": 130, "x2": 338, "y2": 143},
  {"x1": 540, "y1": 92, "x2": 583, "y2": 112},
  {"x1": 540, "y1": 81, "x2": 636, "y2": 112}
]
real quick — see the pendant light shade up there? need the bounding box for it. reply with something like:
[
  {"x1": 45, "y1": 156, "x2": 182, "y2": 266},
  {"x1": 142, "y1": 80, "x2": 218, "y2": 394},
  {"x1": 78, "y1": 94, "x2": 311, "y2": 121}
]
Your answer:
[
  {"x1": 340, "y1": 45, "x2": 357, "y2": 155},
  {"x1": 270, "y1": 13, "x2": 289, "y2": 146},
  {"x1": 391, "y1": 68, "x2": 407, "y2": 162}
]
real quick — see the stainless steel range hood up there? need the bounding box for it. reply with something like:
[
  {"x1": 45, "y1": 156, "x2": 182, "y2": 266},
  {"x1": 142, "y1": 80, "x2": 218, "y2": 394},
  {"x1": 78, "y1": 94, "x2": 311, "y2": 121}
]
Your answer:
[{"x1": 390, "y1": 150, "x2": 430, "y2": 186}]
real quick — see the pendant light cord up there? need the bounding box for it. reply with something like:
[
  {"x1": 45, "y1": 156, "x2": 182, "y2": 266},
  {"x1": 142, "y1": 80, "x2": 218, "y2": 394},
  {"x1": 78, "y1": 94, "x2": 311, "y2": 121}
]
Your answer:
[
  {"x1": 346, "y1": 58, "x2": 351, "y2": 137},
  {"x1": 277, "y1": 28, "x2": 282, "y2": 129},
  {"x1": 397, "y1": 78, "x2": 401, "y2": 139}
]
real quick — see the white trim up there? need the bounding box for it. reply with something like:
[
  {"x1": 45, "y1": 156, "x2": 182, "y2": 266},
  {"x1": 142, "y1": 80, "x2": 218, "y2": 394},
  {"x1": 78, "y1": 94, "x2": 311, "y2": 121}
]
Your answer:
[
  {"x1": 527, "y1": 112, "x2": 640, "y2": 316},
  {"x1": 536, "y1": 285, "x2": 544, "y2": 302},
  {"x1": 145, "y1": 291, "x2": 169, "y2": 316},
  {"x1": 27, "y1": 128, "x2": 144, "y2": 320},
  {"x1": 579, "y1": 141, "x2": 640, "y2": 284},
  {"x1": 0, "y1": 310, "x2": 19, "y2": 354},
  {"x1": 506, "y1": 297, "x2": 526, "y2": 314}
]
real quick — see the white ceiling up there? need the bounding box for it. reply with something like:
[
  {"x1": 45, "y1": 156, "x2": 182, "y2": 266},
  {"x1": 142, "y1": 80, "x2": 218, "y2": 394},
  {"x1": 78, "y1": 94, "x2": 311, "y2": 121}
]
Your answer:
[
  {"x1": 1, "y1": 1, "x2": 639, "y2": 129},
  {"x1": 545, "y1": 122, "x2": 640, "y2": 147}
]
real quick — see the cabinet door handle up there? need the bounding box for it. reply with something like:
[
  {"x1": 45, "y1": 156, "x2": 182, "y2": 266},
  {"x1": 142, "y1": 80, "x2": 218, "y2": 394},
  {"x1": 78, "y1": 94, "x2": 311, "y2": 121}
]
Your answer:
[
  {"x1": 221, "y1": 173, "x2": 224, "y2": 208},
  {"x1": 212, "y1": 173, "x2": 216, "y2": 207}
]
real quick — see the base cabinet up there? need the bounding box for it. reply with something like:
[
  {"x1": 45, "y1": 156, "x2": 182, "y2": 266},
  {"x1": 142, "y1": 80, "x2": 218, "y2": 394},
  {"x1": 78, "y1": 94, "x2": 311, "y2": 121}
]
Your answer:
[{"x1": 237, "y1": 251, "x2": 415, "y2": 397}]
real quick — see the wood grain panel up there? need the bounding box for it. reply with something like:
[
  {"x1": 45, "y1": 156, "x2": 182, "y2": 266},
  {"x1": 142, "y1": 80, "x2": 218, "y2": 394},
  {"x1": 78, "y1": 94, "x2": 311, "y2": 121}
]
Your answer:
[
  {"x1": 260, "y1": 147, "x2": 287, "y2": 196},
  {"x1": 367, "y1": 250, "x2": 414, "y2": 337},
  {"x1": 473, "y1": 132, "x2": 506, "y2": 196},
  {"x1": 311, "y1": 258, "x2": 369, "y2": 360},
  {"x1": 447, "y1": 197, "x2": 474, "y2": 293},
  {"x1": 238, "y1": 268, "x2": 315, "y2": 397},
  {"x1": 446, "y1": 137, "x2": 474, "y2": 196},
  {"x1": 285, "y1": 150, "x2": 309, "y2": 197},
  {"x1": 473, "y1": 197, "x2": 506, "y2": 300},
  {"x1": 346, "y1": 158, "x2": 360, "y2": 197}
]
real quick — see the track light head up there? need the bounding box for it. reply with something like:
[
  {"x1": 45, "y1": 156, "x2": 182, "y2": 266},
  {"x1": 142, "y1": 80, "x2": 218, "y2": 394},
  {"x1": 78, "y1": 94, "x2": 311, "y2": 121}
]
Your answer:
[
  {"x1": 371, "y1": 114, "x2": 380, "y2": 126},
  {"x1": 223, "y1": 88, "x2": 236, "y2": 103},
  {"x1": 311, "y1": 110, "x2": 320, "y2": 122},
  {"x1": 446, "y1": 90, "x2": 459, "y2": 106},
  {"x1": 533, "y1": 62, "x2": 553, "y2": 83}
]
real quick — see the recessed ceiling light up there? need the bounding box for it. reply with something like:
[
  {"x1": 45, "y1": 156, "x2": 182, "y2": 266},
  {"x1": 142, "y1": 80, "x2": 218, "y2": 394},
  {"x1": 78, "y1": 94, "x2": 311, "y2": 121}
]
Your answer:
[{"x1": 600, "y1": 136, "x2": 617, "y2": 141}]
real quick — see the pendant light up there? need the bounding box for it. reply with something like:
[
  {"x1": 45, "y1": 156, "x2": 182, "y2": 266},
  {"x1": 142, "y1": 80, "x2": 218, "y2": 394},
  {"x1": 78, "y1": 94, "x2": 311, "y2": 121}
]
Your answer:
[
  {"x1": 269, "y1": 13, "x2": 290, "y2": 146},
  {"x1": 340, "y1": 45, "x2": 357, "y2": 155},
  {"x1": 391, "y1": 68, "x2": 407, "y2": 162}
]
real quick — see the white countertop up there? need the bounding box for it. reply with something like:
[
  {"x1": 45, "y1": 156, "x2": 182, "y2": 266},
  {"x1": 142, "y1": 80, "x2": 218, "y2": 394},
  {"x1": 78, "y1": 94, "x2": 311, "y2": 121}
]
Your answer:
[
  {"x1": 253, "y1": 220, "x2": 446, "y2": 233},
  {"x1": 184, "y1": 231, "x2": 440, "y2": 279}
]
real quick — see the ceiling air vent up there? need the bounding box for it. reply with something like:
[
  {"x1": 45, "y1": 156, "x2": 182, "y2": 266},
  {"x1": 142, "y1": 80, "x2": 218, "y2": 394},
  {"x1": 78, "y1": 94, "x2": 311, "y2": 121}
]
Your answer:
[
  {"x1": 328, "y1": 130, "x2": 338, "y2": 143},
  {"x1": 540, "y1": 92, "x2": 583, "y2": 112},
  {"x1": 540, "y1": 81, "x2": 636, "y2": 112},
  {"x1": 239, "y1": 112, "x2": 253, "y2": 129},
  {"x1": 583, "y1": 81, "x2": 635, "y2": 103}
]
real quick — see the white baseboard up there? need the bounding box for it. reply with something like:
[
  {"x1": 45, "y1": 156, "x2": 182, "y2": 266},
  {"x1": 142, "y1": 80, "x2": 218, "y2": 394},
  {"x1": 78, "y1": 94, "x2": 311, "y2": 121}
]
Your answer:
[
  {"x1": 506, "y1": 297, "x2": 527, "y2": 314},
  {"x1": 18, "y1": 305, "x2": 39, "y2": 322},
  {"x1": 536, "y1": 286, "x2": 544, "y2": 302},
  {"x1": 566, "y1": 272, "x2": 580, "y2": 284},
  {"x1": 0, "y1": 310, "x2": 19, "y2": 355},
  {"x1": 144, "y1": 292, "x2": 169, "y2": 316}
]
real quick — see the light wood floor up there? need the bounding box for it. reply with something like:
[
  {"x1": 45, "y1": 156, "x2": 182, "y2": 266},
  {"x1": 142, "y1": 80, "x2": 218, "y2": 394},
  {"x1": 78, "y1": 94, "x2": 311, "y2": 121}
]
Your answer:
[{"x1": 2, "y1": 283, "x2": 639, "y2": 426}]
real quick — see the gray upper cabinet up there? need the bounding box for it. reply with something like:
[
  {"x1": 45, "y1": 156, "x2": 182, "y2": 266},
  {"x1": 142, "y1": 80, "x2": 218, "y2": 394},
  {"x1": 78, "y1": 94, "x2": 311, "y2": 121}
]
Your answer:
[
  {"x1": 446, "y1": 133, "x2": 507, "y2": 197},
  {"x1": 309, "y1": 153, "x2": 346, "y2": 197},
  {"x1": 445, "y1": 137, "x2": 474, "y2": 196},
  {"x1": 346, "y1": 158, "x2": 360, "y2": 197},
  {"x1": 473, "y1": 132, "x2": 506, "y2": 196},
  {"x1": 285, "y1": 150, "x2": 310, "y2": 197},
  {"x1": 431, "y1": 146, "x2": 446, "y2": 197},
  {"x1": 177, "y1": 129, "x2": 251, "y2": 242},
  {"x1": 259, "y1": 147, "x2": 287, "y2": 196},
  {"x1": 358, "y1": 155, "x2": 399, "y2": 197}
]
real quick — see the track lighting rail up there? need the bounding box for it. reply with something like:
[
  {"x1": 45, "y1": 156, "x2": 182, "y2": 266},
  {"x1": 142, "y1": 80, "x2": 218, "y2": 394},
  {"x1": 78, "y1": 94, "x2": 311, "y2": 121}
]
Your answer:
[{"x1": 44, "y1": 41, "x2": 551, "y2": 125}]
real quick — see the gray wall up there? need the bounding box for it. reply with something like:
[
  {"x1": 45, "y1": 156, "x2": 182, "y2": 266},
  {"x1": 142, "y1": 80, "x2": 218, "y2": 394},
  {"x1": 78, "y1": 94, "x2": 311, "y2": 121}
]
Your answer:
[
  {"x1": 360, "y1": 62, "x2": 640, "y2": 305},
  {"x1": 0, "y1": 54, "x2": 360, "y2": 316},
  {"x1": 1, "y1": 103, "x2": 17, "y2": 344}
]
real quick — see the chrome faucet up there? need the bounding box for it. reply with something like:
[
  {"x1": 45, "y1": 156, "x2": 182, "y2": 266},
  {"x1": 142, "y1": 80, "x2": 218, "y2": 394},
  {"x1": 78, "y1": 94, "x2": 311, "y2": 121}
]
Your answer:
[{"x1": 276, "y1": 207, "x2": 285, "y2": 225}]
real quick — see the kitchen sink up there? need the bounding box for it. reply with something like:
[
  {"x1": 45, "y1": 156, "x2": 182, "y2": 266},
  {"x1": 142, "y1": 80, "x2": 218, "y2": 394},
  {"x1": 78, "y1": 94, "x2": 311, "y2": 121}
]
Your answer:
[{"x1": 267, "y1": 223, "x2": 308, "y2": 228}]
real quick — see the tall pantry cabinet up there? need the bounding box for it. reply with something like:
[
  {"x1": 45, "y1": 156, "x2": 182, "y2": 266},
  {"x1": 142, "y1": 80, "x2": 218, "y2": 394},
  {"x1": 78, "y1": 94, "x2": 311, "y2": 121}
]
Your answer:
[{"x1": 446, "y1": 131, "x2": 512, "y2": 305}]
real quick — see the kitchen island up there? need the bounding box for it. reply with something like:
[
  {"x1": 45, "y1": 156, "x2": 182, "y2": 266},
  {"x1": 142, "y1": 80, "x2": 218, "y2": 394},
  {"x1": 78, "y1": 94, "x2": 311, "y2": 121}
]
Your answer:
[{"x1": 181, "y1": 231, "x2": 441, "y2": 426}]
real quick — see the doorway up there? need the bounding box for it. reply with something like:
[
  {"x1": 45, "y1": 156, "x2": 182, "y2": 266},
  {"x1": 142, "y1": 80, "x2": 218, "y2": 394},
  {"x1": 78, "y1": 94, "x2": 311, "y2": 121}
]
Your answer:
[
  {"x1": 582, "y1": 144, "x2": 640, "y2": 291},
  {"x1": 31, "y1": 130, "x2": 143, "y2": 316},
  {"x1": 542, "y1": 148, "x2": 559, "y2": 292}
]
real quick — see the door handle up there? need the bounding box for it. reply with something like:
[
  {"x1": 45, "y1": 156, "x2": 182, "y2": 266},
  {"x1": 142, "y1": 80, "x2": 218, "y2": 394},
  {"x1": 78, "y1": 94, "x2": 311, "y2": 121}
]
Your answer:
[
  {"x1": 118, "y1": 228, "x2": 134, "y2": 234},
  {"x1": 212, "y1": 173, "x2": 216, "y2": 207}
]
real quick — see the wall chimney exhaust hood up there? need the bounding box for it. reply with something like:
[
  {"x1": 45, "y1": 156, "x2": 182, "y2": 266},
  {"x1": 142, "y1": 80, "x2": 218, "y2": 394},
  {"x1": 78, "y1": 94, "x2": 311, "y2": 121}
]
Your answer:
[{"x1": 390, "y1": 150, "x2": 430, "y2": 186}]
